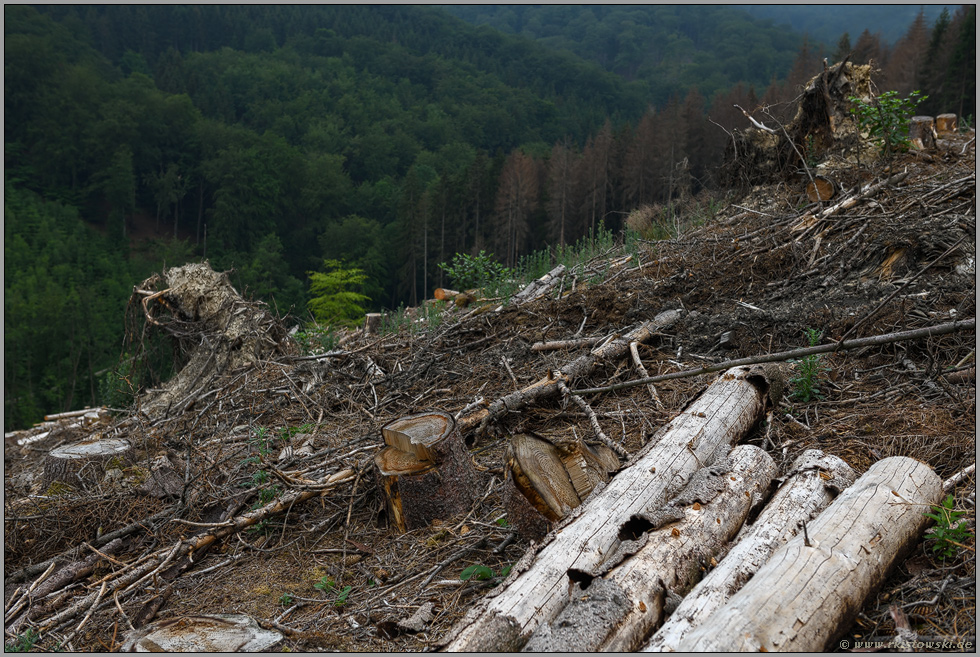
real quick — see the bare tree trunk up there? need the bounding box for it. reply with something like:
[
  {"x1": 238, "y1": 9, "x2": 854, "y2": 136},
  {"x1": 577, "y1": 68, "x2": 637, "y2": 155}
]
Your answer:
[{"x1": 675, "y1": 456, "x2": 941, "y2": 652}]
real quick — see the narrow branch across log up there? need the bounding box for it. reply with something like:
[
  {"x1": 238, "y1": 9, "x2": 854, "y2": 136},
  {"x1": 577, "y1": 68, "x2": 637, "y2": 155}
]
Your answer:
[
  {"x1": 644, "y1": 449, "x2": 856, "y2": 651},
  {"x1": 676, "y1": 456, "x2": 942, "y2": 652},
  {"x1": 459, "y1": 309, "x2": 683, "y2": 435},
  {"x1": 443, "y1": 365, "x2": 770, "y2": 652},
  {"x1": 572, "y1": 318, "x2": 975, "y2": 396}
]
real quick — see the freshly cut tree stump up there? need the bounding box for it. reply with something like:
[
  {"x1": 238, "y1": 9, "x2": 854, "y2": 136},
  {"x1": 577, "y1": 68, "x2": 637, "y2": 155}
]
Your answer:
[
  {"x1": 644, "y1": 449, "x2": 856, "y2": 652},
  {"x1": 909, "y1": 116, "x2": 937, "y2": 150},
  {"x1": 42, "y1": 437, "x2": 131, "y2": 490},
  {"x1": 676, "y1": 456, "x2": 942, "y2": 652},
  {"x1": 503, "y1": 434, "x2": 619, "y2": 540},
  {"x1": 523, "y1": 444, "x2": 778, "y2": 653},
  {"x1": 375, "y1": 411, "x2": 479, "y2": 532},
  {"x1": 935, "y1": 113, "x2": 958, "y2": 135},
  {"x1": 443, "y1": 365, "x2": 777, "y2": 652}
]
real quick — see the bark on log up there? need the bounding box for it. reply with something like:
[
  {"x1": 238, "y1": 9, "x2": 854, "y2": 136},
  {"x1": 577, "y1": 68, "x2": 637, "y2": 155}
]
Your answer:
[
  {"x1": 509, "y1": 264, "x2": 566, "y2": 306},
  {"x1": 442, "y1": 365, "x2": 774, "y2": 652},
  {"x1": 504, "y1": 433, "x2": 618, "y2": 541},
  {"x1": 523, "y1": 444, "x2": 778, "y2": 652},
  {"x1": 935, "y1": 113, "x2": 958, "y2": 135},
  {"x1": 375, "y1": 411, "x2": 480, "y2": 532},
  {"x1": 644, "y1": 449, "x2": 857, "y2": 651},
  {"x1": 675, "y1": 456, "x2": 942, "y2": 652},
  {"x1": 42, "y1": 438, "x2": 131, "y2": 490},
  {"x1": 459, "y1": 309, "x2": 683, "y2": 436},
  {"x1": 909, "y1": 116, "x2": 937, "y2": 150}
]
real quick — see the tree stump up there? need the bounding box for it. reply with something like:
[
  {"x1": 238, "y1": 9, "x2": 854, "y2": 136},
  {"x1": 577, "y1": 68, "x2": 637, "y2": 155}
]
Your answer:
[
  {"x1": 42, "y1": 437, "x2": 131, "y2": 491},
  {"x1": 935, "y1": 113, "x2": 958, "y2": 135},
  {"x1": 908, "y1": 116, "x2": 937, "y2": 150},
  {"x1": 374, "y1": 411, "x2": 479, "y2": 532},
  {"x1": 504, "y1": 433, "x2": 618, "y2": 541},
  {"x1": 363, "y1": 313, "x2": 382, "y2": 336}
]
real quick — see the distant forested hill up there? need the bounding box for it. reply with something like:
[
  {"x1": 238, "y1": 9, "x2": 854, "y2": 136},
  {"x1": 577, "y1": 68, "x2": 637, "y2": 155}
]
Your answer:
[
  {"x1": 4, "y1": 4, "x2": 974, "y2": 431},
  {"x1": 735, "y1": 4, "x2": 953, "y2": 45},
  {"x1": 443, "y1": 4, "x2": 808, "y2": 106}
]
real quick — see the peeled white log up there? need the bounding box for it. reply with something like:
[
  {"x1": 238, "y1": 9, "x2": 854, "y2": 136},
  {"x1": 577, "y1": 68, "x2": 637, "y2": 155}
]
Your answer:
[
  {"x1": 676, "y1": 456, "x2": 941, "y2": 652},
  {"x1": 443, "y1": 365, "x2": 772, "y2": 652},
  {"x1": 523, "y1": 444, "x2": 778, "y2": 652},
  {"x1": 644, "y1": 449, "x2": 857, "y2": 651}
]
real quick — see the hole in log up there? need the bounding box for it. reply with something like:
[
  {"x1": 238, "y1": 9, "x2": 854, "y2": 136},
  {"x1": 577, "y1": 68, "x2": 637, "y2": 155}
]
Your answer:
[
  {"x1": 618, "y1": 515, "x2": 655, "y2": 541},
  {"x1": 567, "y1": 568, "x2": 595, "y2": 591}
]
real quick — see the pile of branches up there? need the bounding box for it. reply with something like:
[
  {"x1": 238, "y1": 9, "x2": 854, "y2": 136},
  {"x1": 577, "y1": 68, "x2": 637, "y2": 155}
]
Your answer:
[{"x1": 3, "y1": 125, "x2": 975, "y2": 651}]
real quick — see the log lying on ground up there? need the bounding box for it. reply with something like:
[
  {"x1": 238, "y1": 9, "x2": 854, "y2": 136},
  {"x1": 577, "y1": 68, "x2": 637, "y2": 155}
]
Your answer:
[
  {"x1": 508, "y1": 264, "x2": 566, "y2": 307},
  {"x1": 676, "y1": 456, "x2": 942, "y2": 652},
  {"x1": 459, "y1": 309, "x2": 683, "y2": 436},
  {"x1": 374, "y1": 411, "x2": 480, "y2": 532},
  {"x1": 644, "y1": 449, "x2": 856, "y2": 651},
  {"x1": 442, "y1": 365, "x2": 776, "y2": 652},
  {"x1": 504, "y1": 433, "x2": 619, "y2": 541},
  {"x1": 524, "y1": 444, "x2": 778, "y2": 652},
  {"x1": 42, "y1": 437, "x2": 131, "y2": 491}
]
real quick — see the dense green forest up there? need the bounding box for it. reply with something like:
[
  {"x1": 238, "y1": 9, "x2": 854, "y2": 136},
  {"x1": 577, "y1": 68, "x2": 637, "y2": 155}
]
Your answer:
[{"x1": 4, "y1": 4, "x2": 975, "y2": 431}]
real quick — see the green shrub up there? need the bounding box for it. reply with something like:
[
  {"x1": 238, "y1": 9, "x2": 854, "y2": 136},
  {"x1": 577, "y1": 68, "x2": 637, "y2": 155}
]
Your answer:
[
  {"x1": 438, "y1": 251, "x2": 513, "y2": 292},
  {"x1": 923, "y1": 494, "x2": 972, "y2": 560},
  {"x1": 848, "y1": 90, "x2": 928, "y2": 156}
]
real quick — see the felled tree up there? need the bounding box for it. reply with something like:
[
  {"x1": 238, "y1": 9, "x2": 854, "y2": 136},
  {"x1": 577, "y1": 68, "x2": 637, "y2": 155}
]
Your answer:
[{"x1": 307, "y1": 259, "x2": 370, "y2": 327}]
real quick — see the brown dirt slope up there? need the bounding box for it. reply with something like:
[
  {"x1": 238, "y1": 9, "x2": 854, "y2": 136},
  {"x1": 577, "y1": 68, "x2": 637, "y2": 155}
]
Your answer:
[{"x1": 4, "y1": 132, "x2": 975, "y2": 652}]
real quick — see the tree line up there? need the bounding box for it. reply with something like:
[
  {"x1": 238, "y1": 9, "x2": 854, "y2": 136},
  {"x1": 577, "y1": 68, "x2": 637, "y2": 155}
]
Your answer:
[{"x1": 4, "y1": 5, "x2": 974, "y2": 430}]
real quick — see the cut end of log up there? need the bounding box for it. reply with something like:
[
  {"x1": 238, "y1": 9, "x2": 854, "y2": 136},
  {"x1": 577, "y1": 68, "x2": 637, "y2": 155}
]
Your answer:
[
  {"x1": 806, "y1": 176, "x2": 836, "y2": 202},
  {"x1": 935, "y1": 113, "x2": 958, "y2": 136},
  {"x1": 504, "y1": 433, "x2": 618, "y2": 540}
]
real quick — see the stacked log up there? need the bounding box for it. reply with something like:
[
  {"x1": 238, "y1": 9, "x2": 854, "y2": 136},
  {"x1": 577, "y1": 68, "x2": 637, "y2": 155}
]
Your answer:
[
  {"x1": 523, "y1": 444, "x2": 778, "y2": 652},
  {"x1": 673, "y1": 456, "x2": 941, "y2": 652},
  {"x1": 444, "y1": 365, "x2": 774, "y2": 651},
  {"x1": 644, "y1": 449, "x2": 856, "y2": 651},
  {"x1": 374, "y1": 411, "x2": 480, "y2": 532}
]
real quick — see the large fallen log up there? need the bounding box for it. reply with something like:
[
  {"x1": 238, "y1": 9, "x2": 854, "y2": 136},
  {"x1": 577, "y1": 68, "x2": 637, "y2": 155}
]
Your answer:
[
  {"x1": 458, "y1": 309, "x2": 683, "y2": 437},
  {"x1": 675, "y1": 456, "x2": 942, "y2": 652},
  {"x1": 442, "y1": 364, "x2": 778, "y2": 652},
  {"x1": 644, "y1": 449, "x2": 857, "y2": 651},
  {"x1": 523, "y1": 444, "x2": 778, "y2": 652}
]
